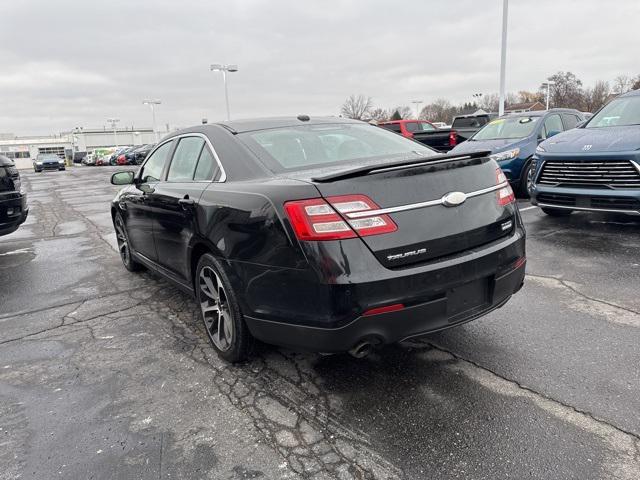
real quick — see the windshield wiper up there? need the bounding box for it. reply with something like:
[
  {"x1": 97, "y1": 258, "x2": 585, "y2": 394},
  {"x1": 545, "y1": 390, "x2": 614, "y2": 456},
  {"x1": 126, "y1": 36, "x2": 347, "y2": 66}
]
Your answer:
[{"x1": 311, "y1": 151, "x2": 491, "y2": 183}]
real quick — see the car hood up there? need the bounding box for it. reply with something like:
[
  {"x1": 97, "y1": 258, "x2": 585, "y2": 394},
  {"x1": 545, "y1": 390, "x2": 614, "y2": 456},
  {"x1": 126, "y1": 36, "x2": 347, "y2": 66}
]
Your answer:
[
  {"x1": 540, "y1": 126, "x2": 640, "y2": 153},
  {"x1": 450, "y1": 138, "x2": 524, "y2": 155}
]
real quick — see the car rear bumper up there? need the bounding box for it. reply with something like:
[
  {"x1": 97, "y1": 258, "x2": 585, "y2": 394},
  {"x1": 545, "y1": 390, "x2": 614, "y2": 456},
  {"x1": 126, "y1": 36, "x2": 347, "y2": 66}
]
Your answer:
[
  {"x1": 0, "y1": 193, "x2": 28, "y2": 236},
  {"x1": 531, "y1": 185, "x2": 640, "y2": 215},
  {"x1": 245, "y1": 259, "x2": 525, "y2": 352},
  {"x1": 240, "y1": 227, "x2": 526, "y2": 352}
]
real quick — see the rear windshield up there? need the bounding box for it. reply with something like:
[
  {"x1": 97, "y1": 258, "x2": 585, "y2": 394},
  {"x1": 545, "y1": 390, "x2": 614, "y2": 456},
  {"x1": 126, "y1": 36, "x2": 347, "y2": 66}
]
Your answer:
[
  {"x1": 452, "y1": 116, "x2": 488, "y2": 128},
  {"x1": 471, "y1": 116, "x2": 539, "y2": 140},
  {"x1": 238, "y1": 123, "x2": 436, "y2": 172},
  {"x1": 586, "y1": 95, "x2": 640, "y2": 128}
]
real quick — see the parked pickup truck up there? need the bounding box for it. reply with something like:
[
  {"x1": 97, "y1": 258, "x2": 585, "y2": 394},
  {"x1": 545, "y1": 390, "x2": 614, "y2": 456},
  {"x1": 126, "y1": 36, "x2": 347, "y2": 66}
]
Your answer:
[{"x1": 379, "y1": 114, "x2": 496, "y2": 152}]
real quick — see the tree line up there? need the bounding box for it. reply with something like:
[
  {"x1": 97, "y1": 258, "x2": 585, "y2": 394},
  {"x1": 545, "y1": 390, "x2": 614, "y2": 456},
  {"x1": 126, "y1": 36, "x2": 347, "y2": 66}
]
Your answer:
[{"x1": 341, "y1": 71, "x2": 640, "y2": 124}]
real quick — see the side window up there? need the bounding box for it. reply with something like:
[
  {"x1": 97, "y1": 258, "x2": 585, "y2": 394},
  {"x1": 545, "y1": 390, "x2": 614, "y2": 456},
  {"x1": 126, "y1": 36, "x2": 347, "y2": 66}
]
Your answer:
[
  {"x1": 167, "y1": 137, "x2": 205, "y2": 182},
  {"x1": 404, "y1": 122, "x2": 419, "y2": 133},
  {"x1": 194, "y1": 146, "x2": 220, "y2": 181},
  {"x1": 140, "y1": 141, "x2": 173, "y2": 183},
  {"x1": 419, "y1": 122, "x2": 435, "y2": 131},
  {"x1": 562, "y1": 114, "x2": 580, "y2": 130},
  {"x1": 540, "y1": 114, "x2": 563, "y2": 139}
]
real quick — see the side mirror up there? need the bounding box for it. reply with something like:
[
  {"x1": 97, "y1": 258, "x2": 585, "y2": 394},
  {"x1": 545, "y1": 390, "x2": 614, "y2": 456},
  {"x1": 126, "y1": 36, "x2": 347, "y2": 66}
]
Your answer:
[
  {"x1": 111, "y1": 171, "x2": 135, "y2": 185},
  {"x1": 547, "y1": 130, "x2": 561, "y2": 139}
]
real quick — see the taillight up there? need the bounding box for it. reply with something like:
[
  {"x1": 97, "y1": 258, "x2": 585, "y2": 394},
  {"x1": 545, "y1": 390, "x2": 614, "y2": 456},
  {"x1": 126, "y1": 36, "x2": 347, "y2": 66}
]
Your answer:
[
  {"x1": 496, "y1": 168, "x2": 515, "y2": 206},
  {"x1": 449, "y1": 130, "x2": 457, "y2": 147},
  {"x1": 284, "y1": 194, "x2": 397, "y2": 241}
]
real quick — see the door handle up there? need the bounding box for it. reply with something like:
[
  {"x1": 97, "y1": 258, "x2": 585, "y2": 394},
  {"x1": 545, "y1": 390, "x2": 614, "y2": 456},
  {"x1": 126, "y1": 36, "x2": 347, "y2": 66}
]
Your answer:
[{"x1": 179, "y1": 196, "x2": 195, "y2": 210}]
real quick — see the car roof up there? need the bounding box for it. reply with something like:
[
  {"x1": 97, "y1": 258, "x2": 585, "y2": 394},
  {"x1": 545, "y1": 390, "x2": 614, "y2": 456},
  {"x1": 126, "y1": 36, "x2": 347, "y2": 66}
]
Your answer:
[
  {"x1": 500, "y1": 108, "x2": 582, "y2": 119},
  {"x1": 212, "y1": 116, "x2": 364, "y2": 134},
  {"x1": 379, "y1": 119, "x2": 424, "y2": 124}
]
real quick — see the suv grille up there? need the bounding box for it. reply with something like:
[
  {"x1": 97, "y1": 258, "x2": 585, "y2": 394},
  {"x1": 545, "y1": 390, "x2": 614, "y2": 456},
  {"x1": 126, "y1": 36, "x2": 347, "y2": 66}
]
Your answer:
[{"x1": 538, "y1": 160, "x2": 640, "y2": 189}]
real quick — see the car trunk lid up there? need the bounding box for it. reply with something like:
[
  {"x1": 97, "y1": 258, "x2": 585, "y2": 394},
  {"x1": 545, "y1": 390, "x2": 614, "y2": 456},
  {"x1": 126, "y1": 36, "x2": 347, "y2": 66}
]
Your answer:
[{"x1": 307, "y1": 155, "x2": 516, "y2": 268}]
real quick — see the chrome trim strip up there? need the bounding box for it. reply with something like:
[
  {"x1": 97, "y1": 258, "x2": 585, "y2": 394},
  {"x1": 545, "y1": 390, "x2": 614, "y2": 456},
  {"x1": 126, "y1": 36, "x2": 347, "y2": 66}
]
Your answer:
[
  {"x1": 142, "y1": 132, "x2": 227, "y2": 183},
  {"x1": 346, "y1": 181, "x2": 509, "y2": 219},
  {"x1": 537, "y1": 202, "x2": 640, "y2": 215},
  {"x1": 631, "y1": 160, "x2": 640, "y2": 175}
]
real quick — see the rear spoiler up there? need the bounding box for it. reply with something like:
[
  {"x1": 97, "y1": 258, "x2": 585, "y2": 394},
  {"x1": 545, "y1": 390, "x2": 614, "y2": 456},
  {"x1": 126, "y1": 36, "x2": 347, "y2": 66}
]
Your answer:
[{"x1": 311, "y1": 151, "x2": 492, "y2": 183}]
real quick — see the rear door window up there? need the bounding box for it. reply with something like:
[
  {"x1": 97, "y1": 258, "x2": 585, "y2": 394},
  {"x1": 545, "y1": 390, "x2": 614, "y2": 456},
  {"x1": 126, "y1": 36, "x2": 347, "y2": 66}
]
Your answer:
[
  {"x1": 405, "y1": 122, "x2": 419, "y2": 133},
  {"x1": 540, "y1": 114, "x2": 564, "y2": 139},
  {"x1": 562, "y1": 114, "x2": 581, "y2": 130},
  {"x1": 140, "y1": 141, "x2": 173, "y2": 183},
  {"x1": 453, "y1": 117, "x2": 484, "y2": 128},
  {"x1": 167, "y1": 137, "x2": 205, "y2": 182},
  {"x1": 194, "y1": 146, "x2": 220, "y2": 181}
]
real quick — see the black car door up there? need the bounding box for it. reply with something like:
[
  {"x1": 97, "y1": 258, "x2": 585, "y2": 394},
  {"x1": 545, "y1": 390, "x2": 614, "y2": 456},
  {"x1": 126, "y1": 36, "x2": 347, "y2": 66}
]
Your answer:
[
  {"x1": 149, "y1": 135, "x2": 220, "y2": 282},
  {"x1": 124, "y1": 140, "x2": 174, "y2": 261}
]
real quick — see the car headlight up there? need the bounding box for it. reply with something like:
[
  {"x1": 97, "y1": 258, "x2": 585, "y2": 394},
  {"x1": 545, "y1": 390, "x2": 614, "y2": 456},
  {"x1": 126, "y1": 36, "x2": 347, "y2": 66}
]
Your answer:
[
  {"x1": 58, "y1": 159, "x2": 65, "y2": 164},
  {"x1": 35, "y1": 161, "x2": 43, "y2": 165},
  {"x1": 490, "y1": 148, "x2": 520, "y2": 162},
  {"x1": 536, "y1": 144, "x2": 546, "y2": 153}
]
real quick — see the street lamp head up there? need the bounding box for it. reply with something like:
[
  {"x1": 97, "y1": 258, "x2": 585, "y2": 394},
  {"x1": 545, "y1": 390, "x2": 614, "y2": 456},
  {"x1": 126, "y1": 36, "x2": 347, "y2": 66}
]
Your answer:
[
  {"x1": 210, "y1": 63, "x2": 238, "y2": 72},
  {"x1": 143, "y1": 99, "x2": 161, "y2": 105}
]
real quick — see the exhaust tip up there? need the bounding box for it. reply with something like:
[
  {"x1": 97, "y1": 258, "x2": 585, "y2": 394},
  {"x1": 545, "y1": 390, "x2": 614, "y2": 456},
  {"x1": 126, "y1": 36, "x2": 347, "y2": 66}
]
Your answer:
[{"x1": 349, "y1": 341, "x2": 373, "y2": 359}]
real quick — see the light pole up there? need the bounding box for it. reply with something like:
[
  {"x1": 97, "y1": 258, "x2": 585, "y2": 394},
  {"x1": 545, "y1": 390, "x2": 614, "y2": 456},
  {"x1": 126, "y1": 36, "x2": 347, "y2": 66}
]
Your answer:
[
  {"x1": 498, "y1": 0, "x2": 509, "y2": 116},
  {"x1": 472, "y1": 93, "x2": 483, "y2": 111},
  {"x1": 107, "y1": 118, "x2": 120, "y2": 147},
  {"x1": 143, "y1": 99, "x2": 161, "y2": 142},
  {"x1": 542, "y1": 81, "x2": 556, "y2": 110},
  {"x1": 210, "y1": 63, "x2": 238, "y2": 121},
  {"x1": 411, "y1": 100, "x2": 423, "y2": 119}
]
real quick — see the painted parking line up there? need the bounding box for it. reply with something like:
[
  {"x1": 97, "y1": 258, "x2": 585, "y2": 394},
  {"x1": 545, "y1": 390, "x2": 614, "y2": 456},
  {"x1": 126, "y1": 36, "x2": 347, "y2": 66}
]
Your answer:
[{"x1": 518, "y1": 205, "x2": 537, "y2": 212}]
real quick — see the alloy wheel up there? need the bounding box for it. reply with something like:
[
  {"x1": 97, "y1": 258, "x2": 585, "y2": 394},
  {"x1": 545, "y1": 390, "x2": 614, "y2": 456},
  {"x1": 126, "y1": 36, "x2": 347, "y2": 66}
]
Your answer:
[
  {"x1": 199, "y1": 266, "x2": 234, "y2": 351},
  {"x1": 526, "y1": 164, "x2": 534, "y2": 195},
  {"x1": 114, "y1": 216, "x2": 130, "y2": 265}
]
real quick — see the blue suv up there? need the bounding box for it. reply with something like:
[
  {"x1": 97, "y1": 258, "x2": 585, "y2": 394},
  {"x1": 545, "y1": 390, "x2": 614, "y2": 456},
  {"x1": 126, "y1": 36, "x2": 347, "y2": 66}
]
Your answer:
[
  {"x1": 531, "y1": 90, "x2": 640, "y2": 216},
  {"x1": 450, "y1": 108, "x2": 584, "y2": 196}
]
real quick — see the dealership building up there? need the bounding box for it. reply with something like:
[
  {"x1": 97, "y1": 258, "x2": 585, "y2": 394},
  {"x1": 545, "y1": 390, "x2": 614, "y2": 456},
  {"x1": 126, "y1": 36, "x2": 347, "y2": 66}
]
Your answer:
[{"x1": 0, "y1": 127, "x2": 158, "y2": 169}]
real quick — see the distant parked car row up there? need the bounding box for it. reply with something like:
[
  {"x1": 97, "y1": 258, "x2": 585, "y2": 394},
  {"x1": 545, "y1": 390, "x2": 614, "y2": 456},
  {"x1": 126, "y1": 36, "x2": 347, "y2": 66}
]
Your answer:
[
  {"x1": 82, "y1": 144, "x2": 155, "y2": 167},
  {"x1": 379, "y1": 113, "x2": 496, "y2": 152}
]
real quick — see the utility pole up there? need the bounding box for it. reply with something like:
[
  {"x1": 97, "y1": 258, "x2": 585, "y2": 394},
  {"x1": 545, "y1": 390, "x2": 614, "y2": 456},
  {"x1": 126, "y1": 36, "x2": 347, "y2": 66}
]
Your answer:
[
  {"x1": 411, "y1": 100, "x2": 423, "y2": 119},
  {"x1": 107, "y1": 118, "x2": 120, "y2": 147},
  {"x1": 498, "y1": 0, "x2": 509, "y2": 116},
  {"x1": 142, "y1": 99, "x2": 161, "y2": 142},
  {"x1": 210, "y1": 64, "x2": 239, "y2": 121}
]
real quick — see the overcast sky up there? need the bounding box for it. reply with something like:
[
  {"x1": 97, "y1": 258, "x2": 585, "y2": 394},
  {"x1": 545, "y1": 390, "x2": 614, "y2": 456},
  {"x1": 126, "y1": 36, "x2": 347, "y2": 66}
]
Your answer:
[{"x1": 1, "y1": 0, "x2": 639, "y2": 135}]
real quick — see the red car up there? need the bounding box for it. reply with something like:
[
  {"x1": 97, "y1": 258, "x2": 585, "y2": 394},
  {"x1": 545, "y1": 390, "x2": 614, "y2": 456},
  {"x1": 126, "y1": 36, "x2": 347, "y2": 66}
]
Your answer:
[
  {"x1": 116, "y1": 154, "x2": 128, "y2": 165},
  {"x1": 378, "y1": 120, "x2": 437, "y2": 139}
]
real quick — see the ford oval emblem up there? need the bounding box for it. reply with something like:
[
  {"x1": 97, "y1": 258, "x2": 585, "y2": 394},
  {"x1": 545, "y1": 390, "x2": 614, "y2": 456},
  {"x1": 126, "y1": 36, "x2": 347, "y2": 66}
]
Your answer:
[{"x1": 442, "y1": 191, "x2": 467, "y2": 207}]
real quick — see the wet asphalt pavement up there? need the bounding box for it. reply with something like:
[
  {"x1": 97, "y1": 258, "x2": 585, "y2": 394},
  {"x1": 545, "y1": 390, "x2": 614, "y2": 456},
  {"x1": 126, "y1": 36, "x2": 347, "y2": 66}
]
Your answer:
[{"x1": 1, "y1": 166, "x2": 639, "y2": 480}]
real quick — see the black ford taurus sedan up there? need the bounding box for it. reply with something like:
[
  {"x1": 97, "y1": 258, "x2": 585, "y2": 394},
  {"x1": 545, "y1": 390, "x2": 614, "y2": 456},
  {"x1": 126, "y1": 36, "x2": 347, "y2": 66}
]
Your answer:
[{"x1": 111, "y1": 116, "x2": 526, "y2": 362}]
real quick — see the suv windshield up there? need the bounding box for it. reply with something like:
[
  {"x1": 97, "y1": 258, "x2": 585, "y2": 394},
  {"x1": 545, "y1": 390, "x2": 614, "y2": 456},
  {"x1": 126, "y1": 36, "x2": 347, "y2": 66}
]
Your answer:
[
  {"x1": 586, "y1": 96, "x2": 640, "y2": 128},
  {"x1": 471, "y1": 116, "x2": 539, "y2": 141},
  {"x1": 239, "y1": 123, "x2": 436, "y2": 172}
]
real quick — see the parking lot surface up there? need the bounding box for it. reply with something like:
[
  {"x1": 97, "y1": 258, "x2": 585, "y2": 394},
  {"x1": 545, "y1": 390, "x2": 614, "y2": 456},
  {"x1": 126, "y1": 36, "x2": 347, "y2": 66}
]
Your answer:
[{"x1": 1, "y1": 167, "x2": 639, "y2": 480}]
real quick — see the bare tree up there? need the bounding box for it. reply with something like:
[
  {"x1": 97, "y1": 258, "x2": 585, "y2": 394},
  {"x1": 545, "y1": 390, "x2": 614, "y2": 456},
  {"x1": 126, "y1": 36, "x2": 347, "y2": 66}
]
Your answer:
[
  {"x1": 632, "y1": 75, "x2": 640, "y2": 91},
  {"x1": 420, "y1": 98, "x2": 457, "y2": 123},
  {"x1": 582, "y1": 81, "x2": 610, "y2": 112},
  {"x1": 517, "y1": 90, "x2": 544, "y2": 104},
  {"x1": 389, "y1": 106, "x2": 413, "y2": 119},
  {"x1": 368, "y1": 108, "x2": 389, "y2": 122},
  {"x1": 340, "y1": 94, "x2": 373, "y2": 120},
  {"x1": 542, "y1": 72, "x2": 584, "y2": 109},
  {"x1": 613, "y1": 75, "x2": 631, "y2": 94}
]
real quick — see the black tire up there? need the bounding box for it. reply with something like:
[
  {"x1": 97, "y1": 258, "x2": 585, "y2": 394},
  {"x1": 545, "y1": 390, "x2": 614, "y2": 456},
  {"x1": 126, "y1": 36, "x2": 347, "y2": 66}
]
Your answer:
[
  {"x1": 113, "y1": 211, "x2": 144, "y2": 271},
  {"x1": 541, "y1": 207, "x2": 573, "y2": 216},
  {"x1": 519, "y1": 160, "x2": 533, "y2": 198},
  {"x1": 195, "y1": 253, "x2": 253, "y2": 363}
]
